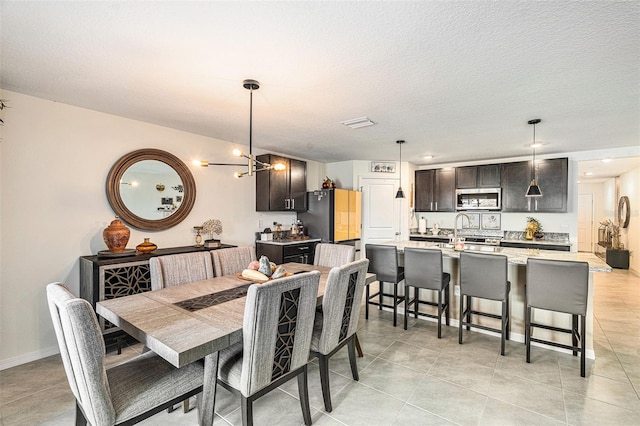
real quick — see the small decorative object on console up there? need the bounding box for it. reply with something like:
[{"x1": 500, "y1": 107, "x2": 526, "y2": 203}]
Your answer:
[
  {"x1": 103, "y1": 216, "x2": 130, "y2": 253},
  {"x1": 202, "y1": 219, "x2": 222, "y2": 248},
  {"x1": 136, "y1": 238, "x2": 157, "y2": 253},
  {"x1": 193, "y1": 226, "x2": 203, "y2": 246}
]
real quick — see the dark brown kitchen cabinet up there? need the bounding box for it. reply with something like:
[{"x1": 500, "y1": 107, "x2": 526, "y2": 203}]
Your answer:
[
  {"x1": 256, "y1": 241, "x2": 317, "y2": 265},
  {"x1": 501, "y1": 158, "x2": 568, "y2": 213},
  {"x1": 256, "y1": 154, "x2": 307, "y2": 212},
  {"x1": 456, "y1": 165, "x2": 501, "y2": 188},
  {"x1": 415, "y1": 168, "x2": 455, "y2": 212}
]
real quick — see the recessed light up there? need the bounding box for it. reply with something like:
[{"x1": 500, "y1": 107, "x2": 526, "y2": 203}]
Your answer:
[
  {"x1": 423, "y1": 155, "x2": 434, "y2": 160},
  {"x1": 577, "y1": 180, "x2": 581, "y2": 184},
  {"x1": 601, "y1": 158, "x2": 612, "y2": 163},
  {"x1": 524, "y1": 143, "x2": 547, "y2": 148},
  {"x1": 340, "y1": 117, "x2": 375, "y2": 129},
  {"x1": 585, "y1": 172, "x2": 593, "y2": 176}
]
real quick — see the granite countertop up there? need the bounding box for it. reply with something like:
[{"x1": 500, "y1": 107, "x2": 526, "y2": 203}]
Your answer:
[
  {"x1": 256, "y1": 237, "x2": 321, "y2": 246},
  {"x1": 501, "y1": 238, "x2": 571, "y2": 247},
  {"x1": 384, "y1": 240, "x2": 611, "y2": 272}
]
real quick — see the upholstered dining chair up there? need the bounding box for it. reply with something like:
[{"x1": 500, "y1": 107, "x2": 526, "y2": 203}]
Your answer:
[
  {"x1": 313, "y1": 243, "x2": 356, "y2": 267},
  {"x1": 312, "y1": 243, "x2": 364, "y2": 357},
  {"x1": 46, "y1": 282, "x2": 205, "y2": 426},
  {"x1": 149, "y1": 252, "x2": 214, "y2": 291},
  {"x1": 212, "y1": 246, "x2": 257, "y2": 277},
  {"x1": 216, "y1": 271, "x2": 321, "y2": 426},
  {"x1": 403, "y1": 247, "x2": 451, "y2": 338},
  {"x1": 364, "y1": 244, "x2": 405, "y2": 327},
  {"x1": 310, "y1": 258, "x2": 369, "y2": 412}
]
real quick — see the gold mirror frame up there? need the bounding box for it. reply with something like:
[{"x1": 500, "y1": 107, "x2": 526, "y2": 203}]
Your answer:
[
  {"x1": 618, "y1": 196, "x2": 630, "y2": 229},
  {"x1": 106, "y1": 149, "x2": 196, "y2": 231}
]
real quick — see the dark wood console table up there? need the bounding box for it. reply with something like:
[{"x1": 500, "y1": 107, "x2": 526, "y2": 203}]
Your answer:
[{"x1": 80, "y1": 244, "x2": 235, "y2": 345}]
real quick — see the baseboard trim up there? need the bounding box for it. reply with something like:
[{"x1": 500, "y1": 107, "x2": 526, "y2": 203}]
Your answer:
[{"x1": 0, "y1": 346, "x2": 60, "y2": 371}]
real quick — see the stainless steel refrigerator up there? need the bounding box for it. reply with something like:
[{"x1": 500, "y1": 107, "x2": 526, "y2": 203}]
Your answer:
[{"x1": 299, "y1": 189, "x2": 361, "y2": 249}]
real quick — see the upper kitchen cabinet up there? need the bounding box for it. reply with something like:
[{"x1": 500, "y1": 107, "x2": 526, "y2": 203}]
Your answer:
[
  {"x1": 501, "y1": 158, "x2": 568, "y2": 212},
  {"x1": 256, "y1": 154, "x2": 307, "y2": 212},
  {"x1": 415, "y1": 168, "x2": 455, "y2": 212},
  {"x1": 456, "y1": 165, "x2": 501, "y2": 188}
]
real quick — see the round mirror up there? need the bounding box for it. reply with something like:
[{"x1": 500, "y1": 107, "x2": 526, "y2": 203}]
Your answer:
[
  {"x1": 106, "y1": 149, "x2": 196, "y2": 230},
  {"x1": 618, "y1": 196, "x2": 630, "y2": 228}
]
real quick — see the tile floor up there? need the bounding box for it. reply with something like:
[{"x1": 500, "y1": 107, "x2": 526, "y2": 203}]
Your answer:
[{"x1": 1, "y1": 269, "x2": 638, "y2": 425}]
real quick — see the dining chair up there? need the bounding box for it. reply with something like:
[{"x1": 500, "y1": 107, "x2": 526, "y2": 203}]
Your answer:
[
  {"x1": 312, "y1": 243, "x2": 364, "y2": 357},
  {"x1": 212, "y1": 246, "x2": 257, "y2": 277},
  {"x1": 216, "y1": 271, "x2": 321, "y2": 426},
  {"x1": 403, "y1": 247, "x2": 451, "y2": 338},
  {"x1": 459, "y1": 251, "x2": 511, "y2": 355},
  {"x1": 310, "y1": 258, "x2": 369, "y2": 412},
  {"x1": 149, "y1": 252, "x2": 214, "y2": 291},
  {"x1": 526, "y1": 258, "x2": 590, "y2": 376},
  {"x1": 46, "y1": 282, "x2": 206, "y2": 426},
  {"x1": 313, "y1": 243, "x2": 356, "y2": 267},
  {"x1": 364, "y1": 244, "x2": 405, "y2": 327}
]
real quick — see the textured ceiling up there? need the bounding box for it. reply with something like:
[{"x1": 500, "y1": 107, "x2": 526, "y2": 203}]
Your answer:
[{"x1": 1, "y1": 1, "x2": 639, "y2": 166}]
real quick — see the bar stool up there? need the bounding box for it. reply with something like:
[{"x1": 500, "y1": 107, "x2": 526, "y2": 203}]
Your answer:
[
  {"x1": 459, "y1": 251, "x2": 510, "y2": 355},
  {"x1": 403, "y1": 247, "x2": 450, "y2": 337},
  {"x1": 525, "y1": 258, "x2": 590, "y2": 377},
  {"x1": 365, "y1": 244, "x2": 405, "y2": 327}
]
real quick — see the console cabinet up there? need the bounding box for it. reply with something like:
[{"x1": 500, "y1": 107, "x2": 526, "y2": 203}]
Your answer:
[
  {"x1": 80, "y1": 244, "x2": 235, "y2": 340},
  {"x1": 256, "y1": 154, "x2": 307, "y2": 212}
]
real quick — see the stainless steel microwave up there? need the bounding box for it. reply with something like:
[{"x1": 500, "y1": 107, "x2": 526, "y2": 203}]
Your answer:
[{"x1": 456, "y1": 188, "x2": 501, "y2": 210}]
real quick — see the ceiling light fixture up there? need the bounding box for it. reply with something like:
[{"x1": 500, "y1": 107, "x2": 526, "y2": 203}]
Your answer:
[
  {"x1": 423, "y1": 155, "x2": 434, "y2": 160},
  {"x1": 395, "y1": 140, "x2": 406, "y2": 199},
  {"x1": 340, "y1": 116, "x2": 375, "y2": 129},
  {"x1": 601, "y1": 158, "x2": 612, "y2": 163},
  {"x1": 193, "y1": 79, "x2": 285, "y2": 178},
  {"x1": 525, "y1": 119, "x2": 543, "y2": 197}
]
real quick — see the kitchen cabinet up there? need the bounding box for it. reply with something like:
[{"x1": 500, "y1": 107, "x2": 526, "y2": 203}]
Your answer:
[
  {"x1": 501, "y1": 158, "x2": 568, "y2": 213},
  {"x1": 256, "y1": 240, "x2": 318, "y2": 265},
  {"x1": 456, "y1": 165, "x2": 501, "y2": 188},
  {"x1": 415, "y1": 168, "x2": 455, "y2": 212},
  {"x1": 256, "y1": 154, "x2": 307, "y2": 212}
]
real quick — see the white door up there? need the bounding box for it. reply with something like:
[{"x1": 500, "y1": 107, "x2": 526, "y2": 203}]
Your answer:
[
  {"x1": 360, "y1": 178, "x2": 402, "y2": 247},
  {"x1": 578, "y1": 194, "x2": 593, "y2": 252}
]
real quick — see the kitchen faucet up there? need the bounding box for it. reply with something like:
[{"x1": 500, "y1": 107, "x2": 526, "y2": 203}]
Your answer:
[{"x1": 454, "y1": 212, "x2": 471, "y2": 242}]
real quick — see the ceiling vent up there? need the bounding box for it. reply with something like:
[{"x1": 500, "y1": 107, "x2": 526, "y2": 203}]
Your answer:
[{"x1": 341, "y1": 116, "x2": 376, "y2": 129}]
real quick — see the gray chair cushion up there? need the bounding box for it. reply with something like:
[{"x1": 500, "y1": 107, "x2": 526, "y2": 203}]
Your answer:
[
  {"x1": 526, "y1": 258, "x2": 589, "y2": 315},
  {"x1": 149, "y1": 252, "x2": 214, "y2": 290},
  {"x1": 460, "y1": 251, "x2": 509, "y2": 301},
  {"x1": 310, "y1": 259, "x2": 369, "y2": 355},
  {"x1": 314, "y1": 243, "x2": 356, "y2": 267},
  {"x1": 212, "y1": 246, "x2": 257, "y2": 277},
  {"x1": 217, "y1": 271, "x2": 320, "y2": 397},
  {"x1": 404, "y1": 247, "x2": 449, "y2": 290},
  {"x1": 365, "y1": 244, "x2": 404, "y2": 283}
]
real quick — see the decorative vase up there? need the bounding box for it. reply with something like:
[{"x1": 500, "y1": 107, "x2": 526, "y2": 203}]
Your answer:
[
  {"x1": 103, "y1": 217, "x2": 130, "y2": 253},
  {"x1": 194, "y1": 226, "x2": 203, "y2": 247},
  {"x1": 136, "y1": 238, "x2": 157, "y2": 253}
]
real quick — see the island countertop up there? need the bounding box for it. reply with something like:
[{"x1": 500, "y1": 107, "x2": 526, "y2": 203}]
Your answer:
[{"x1": 380, "y1": 240, "x2": 611, "y2": 272}]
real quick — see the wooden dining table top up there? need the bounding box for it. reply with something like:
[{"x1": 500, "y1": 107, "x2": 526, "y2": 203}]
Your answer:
[{"x1": 97, "y1": 262, "x2": 375, "y2": 368}]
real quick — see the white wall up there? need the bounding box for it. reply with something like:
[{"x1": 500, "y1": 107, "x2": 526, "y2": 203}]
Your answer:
[
  {"x1": 618, "y1": 167, "x2": 639, "y2": 274},
  {"x1": 0, "y1": 90, "x2": 321, "y2": 368},
  {"x1": 578, "y1": 181, "x2": 609, "y2": 251}
]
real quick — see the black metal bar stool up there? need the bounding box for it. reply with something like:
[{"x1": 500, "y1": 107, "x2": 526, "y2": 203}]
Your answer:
[
  {"x1": 525, "y1": 258, "x2": 590, "y2": 377},
  {"x1": 459, "y1": 251, "x2": 511, "y2": 355},
  {"x1": 365, "y1": 244, "x2": 405, "y2": 327},
  {"x1": 403, "y1": 247, "x2": 450, "y2": 337}
]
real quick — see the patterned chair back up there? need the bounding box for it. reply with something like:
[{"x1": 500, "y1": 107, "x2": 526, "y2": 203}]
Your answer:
[{"x1": 239, "y1": 271, "x2": 320, "y2": 396}]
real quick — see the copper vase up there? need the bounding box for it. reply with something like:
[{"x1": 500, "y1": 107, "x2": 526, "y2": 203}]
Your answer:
[
  {"x1": 103, "y1": 217, "x2": 130, "y2": 253},
  {"x1": 136, "y1": 238, "x2": 158, "y2": 253}
]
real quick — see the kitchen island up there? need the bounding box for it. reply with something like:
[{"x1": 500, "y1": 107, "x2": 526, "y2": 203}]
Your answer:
[{"x1": 376, "y1": 240, "x2": 611, "y2": 358}]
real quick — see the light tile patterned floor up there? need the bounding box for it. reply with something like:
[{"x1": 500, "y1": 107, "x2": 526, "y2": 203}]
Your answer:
[{"x1": 1, "y1": 269, "x2": 638, "y2": 425}]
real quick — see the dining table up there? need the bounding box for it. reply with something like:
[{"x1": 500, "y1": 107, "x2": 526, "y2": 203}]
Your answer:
[{"x1": 96, "y1": 262, "x2": 376, "y2": 426}]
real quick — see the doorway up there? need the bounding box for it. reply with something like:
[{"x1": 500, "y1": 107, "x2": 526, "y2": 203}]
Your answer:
[{"x1": 359, "y1": 178, "x2": 402, "y2": 247}]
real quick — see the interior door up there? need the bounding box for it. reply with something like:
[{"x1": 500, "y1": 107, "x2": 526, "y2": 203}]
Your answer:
[
  {"x1": 578, "y1": 193, "x2": 594, "y2": 252},
  {"x1": 360, "y1": 178, "x2": 401, "y2": 246}
]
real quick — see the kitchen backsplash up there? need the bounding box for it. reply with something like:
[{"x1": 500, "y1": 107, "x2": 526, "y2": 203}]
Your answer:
[{"x1": 503, "y1": 231, "x2": 570, "y2": 243}]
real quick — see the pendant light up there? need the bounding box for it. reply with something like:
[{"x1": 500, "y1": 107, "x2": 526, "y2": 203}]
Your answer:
[
  {"x1": 395, "y1": 140, "x2": 406, "y2": 199},
  {"x1": 525, "y1": 119, "x2": 543, "y2": 197},
  {"x1": 193, "y1": 79, "x2": 285, "y2": 177}
]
